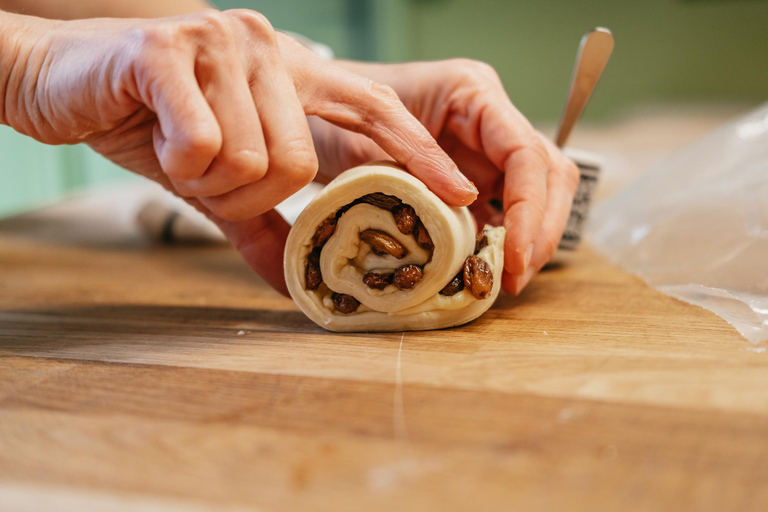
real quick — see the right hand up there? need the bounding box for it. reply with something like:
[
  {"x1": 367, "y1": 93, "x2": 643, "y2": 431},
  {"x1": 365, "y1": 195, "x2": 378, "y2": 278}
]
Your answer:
[{"x1": 3, "y1": 9, "x2": 477, "y2": 294}]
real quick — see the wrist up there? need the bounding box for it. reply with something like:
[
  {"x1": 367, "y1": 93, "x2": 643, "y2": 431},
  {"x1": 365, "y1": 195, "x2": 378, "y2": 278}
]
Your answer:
[
  {"x1": 0, "y1": 11, "x2": 23, "y2": 127},
  {"x1": 0, "y1": 0, "x2": 213, "y2": 20},
  {"x1": 0, "y1": 11, "x2": 56, "y2": 134}
]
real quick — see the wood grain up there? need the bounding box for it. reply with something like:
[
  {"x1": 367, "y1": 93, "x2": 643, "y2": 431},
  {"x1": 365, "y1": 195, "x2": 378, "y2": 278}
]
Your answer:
[{"x1": 1, "y1": 202, "x2": 767, "y2": 512}]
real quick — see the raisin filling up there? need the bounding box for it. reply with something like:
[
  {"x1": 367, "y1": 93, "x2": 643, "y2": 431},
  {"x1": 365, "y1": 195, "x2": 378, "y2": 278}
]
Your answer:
[{"x1": 305, "y1": 193, "x2": 493, "y2": 312}]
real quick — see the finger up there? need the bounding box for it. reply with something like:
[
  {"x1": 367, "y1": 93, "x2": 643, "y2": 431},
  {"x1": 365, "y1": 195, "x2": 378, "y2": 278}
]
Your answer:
[
  {"x1": 148, "y1": 57, "x2": 222, "y2": 182},
  {"x1": 438, "y1": 135, "x2": 502, "y2": 197},
  {"x1": 200, "y1": 19, "x2": 318, "y2": 221},
  {"x1": 502, "y1": 168, "x2": 572, "y2": 295},
  {"x1": 298, "y1": 66, "x2": 478, "y2": 207},
  {"x1": 487, "y1": 106, "x2": 550, "y2": 277},
  {"x1": 212, "y1": 209, "x2": 292, "y2": 296},
  {"x1": 441, "y1": 86, "x2": 550, "y2": 277},
  {"x1": 504, "y1": 138, "x2": 580, "y2": 295},
  {"x1": 171, "y1": 36, "x2": 269, "y2": 198},
  {"x1": 439, "y1": 136, "x2": 505, "y2": 229},
  {"x1": 502, "y1": 141, "x2": 550, "y2": 277}
]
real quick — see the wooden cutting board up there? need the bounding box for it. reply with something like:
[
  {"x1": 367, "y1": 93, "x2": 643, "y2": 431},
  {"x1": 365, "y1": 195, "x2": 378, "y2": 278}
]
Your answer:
[{"x1": 1, "y1": 206, "x2": 767, "y2": 512}]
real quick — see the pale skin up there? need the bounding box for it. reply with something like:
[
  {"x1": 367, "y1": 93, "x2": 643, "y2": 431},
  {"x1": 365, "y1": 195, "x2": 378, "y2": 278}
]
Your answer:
[{"x1": 0, "y1": 1, "x2": 579, "y2": 297}]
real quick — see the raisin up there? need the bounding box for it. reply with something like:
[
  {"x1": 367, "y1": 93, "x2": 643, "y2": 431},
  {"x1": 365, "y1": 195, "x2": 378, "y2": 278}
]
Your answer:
[
  {"x1": 440, "y1": 271, "x2": 465, "y2": 296},
  {"x1": 360, "y1": 229, "x2": 408, "y2": 258},
  {"x1": 360, "y1": 193, "x2": 402, "y2": 211},
  {"x1": 414, "y1": 221, "x2": 434, "y2": 252},
  {"x1": 463, "y1": 255, "x2": 493, "y2": 300},
  {"x1": 392, "y1": 204, "x2": 417, "y2": 235},
  {"x1": 305, "y1": 249, "x2": 322, "y2": 290},
  {"x1": 311, "y1": 215, "x2": 337, "y2": 249},
  {"x1": 332, "y1": 293, "x2": 360, "y2": 314},
  {"x1": 362, "y1": 271, "x2": 394, "y2": 290},
  {"x1": 393, "y1": 264, "x2": 423, "y2": 290},
  {"x1": 474, "y1": 232, "x2": 488, "y2": 254}
]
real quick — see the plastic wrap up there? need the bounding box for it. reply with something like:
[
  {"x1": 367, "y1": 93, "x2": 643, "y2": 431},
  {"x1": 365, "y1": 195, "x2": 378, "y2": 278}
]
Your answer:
[{"x1": 588, "y1": 103, "x2": 768, "y2": 344}]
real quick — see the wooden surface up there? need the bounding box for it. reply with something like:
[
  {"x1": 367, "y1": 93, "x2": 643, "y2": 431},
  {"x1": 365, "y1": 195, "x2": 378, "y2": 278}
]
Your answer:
[{"x1": 1, "y1": 193, "x2": 768, "y2": 512}]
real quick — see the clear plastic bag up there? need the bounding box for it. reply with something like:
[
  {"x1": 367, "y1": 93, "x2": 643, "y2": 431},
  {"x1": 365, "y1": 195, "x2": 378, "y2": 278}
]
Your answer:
[{"x1": 588, "y1": 103, "x2": 768, "y2": 344}]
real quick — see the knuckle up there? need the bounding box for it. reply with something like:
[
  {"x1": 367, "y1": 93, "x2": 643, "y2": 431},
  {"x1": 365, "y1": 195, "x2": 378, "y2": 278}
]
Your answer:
[
  {"x1": 161, "y1": 11, "x2": 236, "y2": 50},
  {"x1": 292, "y1": 152, "x2": 320, "y2": 186},
  {"x1": 206, "y1": 197, "x2": 250, "y2": 222},
  {"x1": 228, "y1": 9, "x2": 277, "y2": 43},
  {"x1": 169, "y1": 180, "x2": 195, "y2": 197},
  {"x1": 279, "y1": 145, "x2": 319, "y2": 189},
  {"x1": 527, "y1": 137, "x2": 550, "y2": 167},
  {"x1": 163, "y1": 139, "x2": 220, "y2": 183},
  {"x1": 506, "y1": 138, "x2": 549, "y2": 175},
  {"x1": 194, "y1": 10, "x2": 230, "y2": 35},
  {"x1": 134, "y1": 14, "x2": 237, "y2": 66},
  {"x1": 131, "y1": 26, "x2": 177, "y2": 68},
  {"x1": 135, "y1": 24, "x2": 175, "y2": 50},
  {"x1": 178, "y1": 128, "x2": 221, "y2": 161},
  {"x1": 451, "y1": 58, "x2": 501, "y2": 86},
  {"x1": 161, "y1": 133, "x2": 219, "y2": 182},
  {"x1": 367, "y1": 81, "x2": 400, "y2": 103},
  {"x1": 220, "y1": 150, "x2": 269, "y2": 182}
]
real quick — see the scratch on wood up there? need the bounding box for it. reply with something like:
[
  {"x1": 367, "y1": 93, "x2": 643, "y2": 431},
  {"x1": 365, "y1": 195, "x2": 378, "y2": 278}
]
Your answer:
[{"x1": 393, "y1": 332, "x2": 409, "y2": 443}]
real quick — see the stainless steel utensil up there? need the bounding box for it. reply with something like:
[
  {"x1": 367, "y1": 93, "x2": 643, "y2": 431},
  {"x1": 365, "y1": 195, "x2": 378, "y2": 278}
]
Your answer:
[{"x1": 555, "y1": 28, "x2": 615, "y2": 147}]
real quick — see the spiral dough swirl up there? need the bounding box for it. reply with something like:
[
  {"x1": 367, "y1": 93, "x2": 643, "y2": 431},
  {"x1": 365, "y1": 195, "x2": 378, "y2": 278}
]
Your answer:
[{"x1": 284, "y1": 162, "x2": 505, "y2": 332}]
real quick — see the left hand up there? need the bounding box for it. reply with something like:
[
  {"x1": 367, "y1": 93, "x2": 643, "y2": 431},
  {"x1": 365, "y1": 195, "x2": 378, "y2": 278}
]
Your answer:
[{"x1": 308, "y1": 59, "x2": 580, "y2": 295}]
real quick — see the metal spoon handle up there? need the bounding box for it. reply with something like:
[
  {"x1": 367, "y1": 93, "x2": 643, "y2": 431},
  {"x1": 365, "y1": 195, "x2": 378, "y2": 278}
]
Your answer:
[{"x1": 555, "y1": 28, "x2": 614, "y2": 148}]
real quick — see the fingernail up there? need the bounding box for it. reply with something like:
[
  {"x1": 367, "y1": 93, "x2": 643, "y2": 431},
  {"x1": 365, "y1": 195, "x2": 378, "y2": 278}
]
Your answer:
[
  {"x1": 523, "y1": 243, "x2": 534, "y2": 271},
  {"x1": 453, "y1": 168, "x2": 478, "y2": 195},
  {"x1": 515, "y1": 266, "x2": 535, "y2": 295}
]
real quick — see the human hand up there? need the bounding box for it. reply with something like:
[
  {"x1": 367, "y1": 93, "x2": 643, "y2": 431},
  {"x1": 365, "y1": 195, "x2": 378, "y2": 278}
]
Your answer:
[
  {"x1": 309, "y1": 59, "x2": 580, "y2": 295},
  {"x1": 1, "y1": 10, "x2": 477, "y2": 294}
]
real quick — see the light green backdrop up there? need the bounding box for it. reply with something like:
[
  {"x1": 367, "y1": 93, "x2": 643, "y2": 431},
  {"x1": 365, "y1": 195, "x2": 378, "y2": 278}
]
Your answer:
[
  {"x1": 2, "y1": 0, "x2": 766, "y2": 216},
  {"x1": 0, "y1": 126, "x2": 134, "y2": 217}
]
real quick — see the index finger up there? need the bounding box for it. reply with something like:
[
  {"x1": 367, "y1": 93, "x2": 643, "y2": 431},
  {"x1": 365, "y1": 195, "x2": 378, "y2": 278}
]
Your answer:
[{"x1": 297, "y1": 64, "x2": 479, "y2": 207}]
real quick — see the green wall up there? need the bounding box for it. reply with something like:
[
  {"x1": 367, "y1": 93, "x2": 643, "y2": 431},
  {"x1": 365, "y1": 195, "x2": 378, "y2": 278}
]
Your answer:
[
  {"x1": 0, "y1": 126, "x2": 135, "y2": 217},
  {"x1": 398, "y1": 0, "x2": 768, "y2": 121},
  {"x1": 218, "y1": 0, "x2": 768, "y2": 121},
  {"x1": 2, "y1": 0, "x2": 766, "y2": 216}
]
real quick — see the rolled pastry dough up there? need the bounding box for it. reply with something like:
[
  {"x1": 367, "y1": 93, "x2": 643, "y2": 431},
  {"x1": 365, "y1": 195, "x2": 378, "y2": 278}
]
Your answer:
[{"x1": 284, "y1": 162, "x2": 505, "y2": 332}]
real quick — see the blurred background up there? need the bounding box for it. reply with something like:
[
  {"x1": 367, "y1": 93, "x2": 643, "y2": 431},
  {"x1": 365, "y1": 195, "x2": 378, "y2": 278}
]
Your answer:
[{"x1": 2, "y1": 0, "x2": 766, "y2": 216}]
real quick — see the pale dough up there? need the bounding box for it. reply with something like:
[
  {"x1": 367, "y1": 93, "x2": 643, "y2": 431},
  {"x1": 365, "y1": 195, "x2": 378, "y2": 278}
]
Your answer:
[{"x1": 284, "y1": 162, "x2": 505, "y2": 332}]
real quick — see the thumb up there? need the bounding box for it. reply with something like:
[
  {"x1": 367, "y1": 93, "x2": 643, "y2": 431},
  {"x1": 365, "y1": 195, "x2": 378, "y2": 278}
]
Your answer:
[{"x1": 209, "y1": 209, "x2": 292, "y2": 297}]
